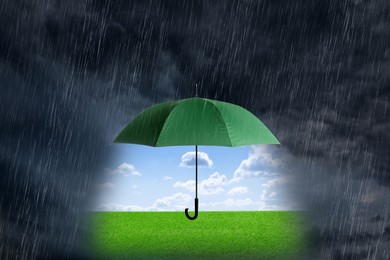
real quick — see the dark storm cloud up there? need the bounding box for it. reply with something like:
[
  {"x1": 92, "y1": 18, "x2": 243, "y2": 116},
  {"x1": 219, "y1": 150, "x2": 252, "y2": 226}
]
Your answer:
[
  {"x1": 0, "y1": 0, "x2": 185, "y2": 257},
  {"x1": 0, "y1": 55, "x2": 110, "y2": 258},
  {"x1": 371, "y1": 214, "x2": 386, "y2": 222},
  {"x1": 308, "y1": 223, "x2": 390, "y2": 259},
  {"x1": 1, "y1": 0, "x2": 390, "y2": 259}
]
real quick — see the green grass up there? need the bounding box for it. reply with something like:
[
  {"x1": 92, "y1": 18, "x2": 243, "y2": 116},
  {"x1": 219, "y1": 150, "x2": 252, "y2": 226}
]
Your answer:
[{"x1": 87, "y1": 211, "x2": 308, "y2": 259}]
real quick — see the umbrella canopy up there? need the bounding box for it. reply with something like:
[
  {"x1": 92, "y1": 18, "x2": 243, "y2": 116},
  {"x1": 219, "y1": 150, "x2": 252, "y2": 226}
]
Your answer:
[
  {"x1": 114, "y1": 97, "x2": 279, "y2": 220},
  {"x1": 114, "y1": 97, "x2": 279, "y2": 146}
]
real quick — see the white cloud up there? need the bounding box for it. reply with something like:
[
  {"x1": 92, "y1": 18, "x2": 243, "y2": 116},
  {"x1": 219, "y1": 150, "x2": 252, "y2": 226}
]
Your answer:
[
  {"x1": 97, "y1": 182, "x2": 115, "y2": 189},
  {"x1": 208, "y1": 198, "x2": 256, "y2": 208},
  {"x1": 173, "y1": 180, "x2": 195, "y2": 192},
  {"x1": 173, "y1": 172, "x2": 228, "y2": 195},
  {"x1": 252, "y1": 145, "x2": 284, "y2": 167},
  {"x1": 163, "y1": 176, "x2": 173, "y2": 181},
  {"x1": 152, "y1": 192, "x2": 192, "y2": 210},
  {"x1": 97, "y1": 203, "x2": 147, "y2": 211},
  {"x1": 261, "y1": 177, "x2": 289, "y2": 190},
  {"x1": 268, "y1": 192, "x2": 277, "y2": 198},
  {"x1": 227, "y1": 186, "x2": 248, "y2": 196},
  {"x1": 179, "y1": 151, "x2": 213, "y2": 167},
  {"x1": 105, "y1": 163, "x2": 141, "y2": 177},
  {"x1": 225, "y1": 198, "x2": 254, "y2": 207},
  {"x1": 233, "y1": 145, "x2": 283, "y2": 180},
  {"x1": 260, "y1": 177, "x2": 292, "y2": 208},
  {"x1": 97, "y1": 193, "x2": 192, "y2": 211}
]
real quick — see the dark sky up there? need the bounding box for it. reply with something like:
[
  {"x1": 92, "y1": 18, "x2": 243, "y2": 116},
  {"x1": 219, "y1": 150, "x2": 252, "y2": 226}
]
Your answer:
[{"x1": 1, "y1": 0, "x2": 390, "y2": 259}]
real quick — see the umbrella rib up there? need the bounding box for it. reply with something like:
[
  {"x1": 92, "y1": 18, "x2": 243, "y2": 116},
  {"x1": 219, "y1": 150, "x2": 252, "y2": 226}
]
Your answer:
[
  {"x1": 154, "y1": 101, "x2": 183, "y2": 147},
  {"x1": 210, "y1": 102, "x2": 233, "y2": 146}
]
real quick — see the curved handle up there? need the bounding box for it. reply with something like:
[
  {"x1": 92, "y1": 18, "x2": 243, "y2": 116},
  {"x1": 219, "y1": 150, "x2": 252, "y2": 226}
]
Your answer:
[{"x1": 184, "y1": 198, "x2": 198, "y2": 220}]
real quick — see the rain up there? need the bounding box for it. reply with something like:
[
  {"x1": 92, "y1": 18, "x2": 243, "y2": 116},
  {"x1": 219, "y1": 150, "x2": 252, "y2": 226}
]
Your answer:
[{"x1": 0, "y1": 0, "x2": 389, "y2": 259}]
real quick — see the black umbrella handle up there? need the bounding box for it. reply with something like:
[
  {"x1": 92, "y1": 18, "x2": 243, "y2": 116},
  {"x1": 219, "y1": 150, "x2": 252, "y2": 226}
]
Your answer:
[
  {"x1": 184, "y1": 198, "x2": 198, "y2": 220},
  {"x1": 185, "y1": 145, "x2": 199, "y2": 220}
]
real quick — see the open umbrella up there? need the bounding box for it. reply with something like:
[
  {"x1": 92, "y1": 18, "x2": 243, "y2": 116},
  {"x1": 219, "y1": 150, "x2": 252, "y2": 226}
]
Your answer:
[{"x1": 113, "y1": 92, "x2": 279, "y2": 220}]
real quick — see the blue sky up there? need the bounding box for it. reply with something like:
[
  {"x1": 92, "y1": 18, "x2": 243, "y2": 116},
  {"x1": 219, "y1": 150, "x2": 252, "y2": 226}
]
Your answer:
[{"x1": 91, "y1": 144, "x2": 302, "y2": 211}]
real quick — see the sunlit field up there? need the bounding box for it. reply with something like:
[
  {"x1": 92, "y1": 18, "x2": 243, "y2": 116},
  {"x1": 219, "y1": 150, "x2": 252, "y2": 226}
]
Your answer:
[{"x1": 87, "y1": 211, "x2": 308, "y2": 259}]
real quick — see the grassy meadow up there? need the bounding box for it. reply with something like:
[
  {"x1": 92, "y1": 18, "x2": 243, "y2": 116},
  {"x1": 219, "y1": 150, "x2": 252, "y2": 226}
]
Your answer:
[{"x1": 87, "y1": 211, "x2": 308, "y2": 259}]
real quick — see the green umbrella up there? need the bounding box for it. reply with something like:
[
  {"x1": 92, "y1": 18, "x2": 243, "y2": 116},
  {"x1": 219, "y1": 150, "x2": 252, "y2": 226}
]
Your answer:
[{"x1": 114, "y1": 95, "x2": 279, "y2": 220}]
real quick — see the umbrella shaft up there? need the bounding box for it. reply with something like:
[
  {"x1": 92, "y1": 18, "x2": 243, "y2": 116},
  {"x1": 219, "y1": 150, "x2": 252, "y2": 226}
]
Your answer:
[{"x1": 195, "y1": 145, "x2": 198, "y2": 199}]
